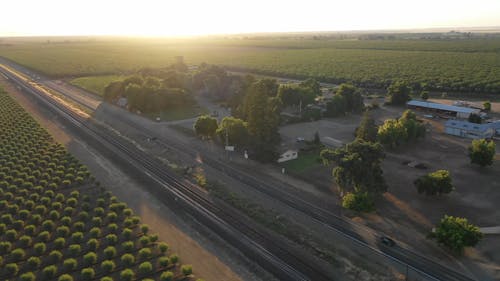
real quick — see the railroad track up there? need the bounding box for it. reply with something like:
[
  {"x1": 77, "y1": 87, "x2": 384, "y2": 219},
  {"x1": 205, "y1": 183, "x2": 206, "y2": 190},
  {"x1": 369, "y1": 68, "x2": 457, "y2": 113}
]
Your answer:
[
  {"x1": 1, "y1": 65, "x2": 333, "y2": 281},
  {"x1": 0, "y1": 63, "x2": 480, "y2": 281}
]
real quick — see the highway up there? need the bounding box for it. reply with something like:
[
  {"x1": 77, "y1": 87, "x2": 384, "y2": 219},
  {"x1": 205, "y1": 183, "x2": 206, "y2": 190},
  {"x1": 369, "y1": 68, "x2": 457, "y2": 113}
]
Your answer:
[
  {"x1": 0, "y1": 63, "x2": 333, "y2": 281},
  {"x1": 0, "y1": 59, "x2": 483, "y2": 281}
]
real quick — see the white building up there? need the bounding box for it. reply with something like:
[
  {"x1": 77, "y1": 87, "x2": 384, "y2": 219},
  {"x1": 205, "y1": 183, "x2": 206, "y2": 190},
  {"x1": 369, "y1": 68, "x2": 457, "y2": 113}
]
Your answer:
[
  {"x1": 277, "y1": 149, "x2": 298, "y2": 163},
  {"x1": 444, "y1": 120, "x2": 496, "y2": 139}
]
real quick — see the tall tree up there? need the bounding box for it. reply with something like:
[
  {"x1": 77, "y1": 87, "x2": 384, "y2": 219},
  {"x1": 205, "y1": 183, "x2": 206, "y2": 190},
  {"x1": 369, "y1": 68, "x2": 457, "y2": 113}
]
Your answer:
[
  {"x1": 336, "y1": 83, "x2": 364, "y2": 113},
  {"x1": 216, "y1": 117, "x2": 249, "y2": 148},
  {"x1": 468, "y1": 139, "x2": 496, "y2": 167},
  {"x1": 355, "y1": 112, "x2": 378, "y2": 142},
  {"x1": 321, "y1": 140, "x2": 387, "y2": 194},
  {"x1": 194, "y1": 115, "x2": 218, "y2": 139},
  {"x1": 387, "y1": 81, "x2": 411, "y2": 105}
]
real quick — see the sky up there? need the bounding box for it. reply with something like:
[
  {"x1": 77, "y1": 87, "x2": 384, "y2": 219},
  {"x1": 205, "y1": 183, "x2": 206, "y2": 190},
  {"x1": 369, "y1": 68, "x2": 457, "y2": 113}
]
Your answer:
[{"x1": 2, "y1": 0, "x2": 500, "y2": 36}]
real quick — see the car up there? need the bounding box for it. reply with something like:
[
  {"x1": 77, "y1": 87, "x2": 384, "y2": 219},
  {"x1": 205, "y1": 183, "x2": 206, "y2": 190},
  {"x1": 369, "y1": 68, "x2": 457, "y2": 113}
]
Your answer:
[
  {"x1": 380, "y1": 236, "x2": 396, "y2": 247},
  {"x1": 296, "y1": 137, "x2": 305, "y2": 142}
]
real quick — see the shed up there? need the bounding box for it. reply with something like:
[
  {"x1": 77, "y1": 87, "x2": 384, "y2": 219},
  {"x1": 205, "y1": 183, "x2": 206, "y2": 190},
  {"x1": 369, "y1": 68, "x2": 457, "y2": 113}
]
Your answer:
[
  {"x1": 407, "y1": 100, "x2": 480, "y2": 119},
  {"x1": 277, "y1": 149, "x2": 298, "y2": 163},
  {"x1": 444, "y1": 120, "x2": 495, "y2": 139}
]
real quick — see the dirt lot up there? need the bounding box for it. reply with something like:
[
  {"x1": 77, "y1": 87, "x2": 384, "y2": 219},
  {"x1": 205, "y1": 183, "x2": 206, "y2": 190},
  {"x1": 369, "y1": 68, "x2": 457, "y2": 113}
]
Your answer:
[{"x1": 283, "y1": 103, "x2": 500, "y2": 279}]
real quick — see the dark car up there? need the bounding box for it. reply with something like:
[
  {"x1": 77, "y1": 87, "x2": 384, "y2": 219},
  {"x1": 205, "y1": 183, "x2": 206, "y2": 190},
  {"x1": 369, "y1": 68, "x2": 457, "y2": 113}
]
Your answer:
[{"x1": 380, "y1": 236, "x2": 396, "y2": 247}]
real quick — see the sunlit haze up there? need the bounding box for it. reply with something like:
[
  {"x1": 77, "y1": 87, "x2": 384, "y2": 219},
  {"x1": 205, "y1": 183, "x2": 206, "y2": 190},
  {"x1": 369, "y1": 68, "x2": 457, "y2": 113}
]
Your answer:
[{"x1": 2, "y1": 0, "x2": 500, "y2": 36}]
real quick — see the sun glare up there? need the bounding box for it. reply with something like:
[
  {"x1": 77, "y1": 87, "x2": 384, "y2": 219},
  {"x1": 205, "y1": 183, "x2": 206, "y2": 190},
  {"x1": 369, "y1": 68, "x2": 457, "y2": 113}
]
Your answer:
[{"x1": 1, "y1": 0, "x2": 500, "y2": 36}]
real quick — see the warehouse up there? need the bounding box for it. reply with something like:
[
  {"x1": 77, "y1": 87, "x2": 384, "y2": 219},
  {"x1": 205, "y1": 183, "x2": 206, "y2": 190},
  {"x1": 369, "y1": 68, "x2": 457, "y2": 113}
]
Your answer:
[
  {"x1": 407, "y1": 100, "x2": 480, "y2": 119},
  {"x1": 444, "y1": 120, "x2": 496, "y2": 139}
]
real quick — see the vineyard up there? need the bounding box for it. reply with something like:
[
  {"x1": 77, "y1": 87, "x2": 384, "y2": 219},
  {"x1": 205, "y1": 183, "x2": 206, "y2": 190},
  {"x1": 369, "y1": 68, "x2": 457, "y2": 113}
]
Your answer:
[
  {"x1": 0, "y1": 88, "x2": 197, "y2": 281},
  {"x1": 1, "y1": 38, "x2": 500, "y2": 94}
]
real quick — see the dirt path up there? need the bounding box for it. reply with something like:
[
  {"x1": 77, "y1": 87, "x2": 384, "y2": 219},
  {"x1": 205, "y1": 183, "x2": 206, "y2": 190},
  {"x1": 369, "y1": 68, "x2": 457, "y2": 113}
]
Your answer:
[{"x1": 0, "y1": 77, "x2": 256, "y2": 281}]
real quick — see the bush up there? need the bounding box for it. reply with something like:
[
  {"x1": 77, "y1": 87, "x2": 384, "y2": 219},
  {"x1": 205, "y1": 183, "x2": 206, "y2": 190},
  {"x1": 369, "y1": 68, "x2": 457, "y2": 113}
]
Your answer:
[
  {"x1": 5, "y1": 262, "x2": 19, "y2": 276},
  {"x1": 90, "y1": 227, "x2": 101, "y2": 238},
  {"x1": 34, "y1": 242, "x2": 47, "y2": 255},
  {"x1": 468, "y1": 139, "x2": 496, "y2": 167},
  {"x1": 104, "y1": 246, "x2": 117, "y2": 259},
  {"x1": 138, "y1": 261, "x2": 153, "y2": 275},
  {"x1": 140, "y1": 224, "x2": 149, "y2": 234},
  {"x1": 341, "y1": 192, "x2": 374, "y2": 212},
  {"x1": 73, "y1": 221, "x2": 85, "y2": 232},
  {"x1": 50, "y1": 250, "x2": 63, "y2": 263},
  {"x1": 169, "y1": 254, "x2": 178, "y2": 264},
  {"x1": 414, "y1": 170, "x2": 454, "y2": 196},
  {"x1": 58, "y1": 274, "x2": 73, "y2": 281},
  {"x1": 120, "y1": 268, "x2": 135, "y2": 281},
  {"x1": 87, "y1": 238, "x2": 100, "y2": 251},
  {"x1": 158, "y1": 242, "x2": 169, "y2": 253},
  {"x1": 140, "y1": 235, "x2": 150, "y2": 247},
  {"x1": 122, "y1": 228, "x2": 133, "y2": 239},
  {"x1": 5, "y1": 229, "x2": 17, "y2": 241},
  {"x1": 43, "y1": 265, "x2": 58, "y2": 279},
  {"x1": 160, "y1": 271, "x2": 174, "y2": 281},
  {"x1": 57, "y1": 226, "x2": 70, "y2": 237},
  {"x1": 138, "y1": 248, "x2": 151, "y2": 259},
  {"x1": 81, "y1": 267, "x2": 96, "y2": 280},
  {"x1": 122, "y1": 240, "x2": 134, "y2": 252},
  {"x1": 100, "y1": 277, "x2": 113, "y2": 281},
  {"x1": 158, "y1": 256, "x2": 169, "y2": 267},
  {"x1": 69, "y1": 244, "x2": 81, "y2": 256},
  {"x1": 121, "y1": 253, "x2": 135, "y2": 266},
  {"x1": 20, "y1": 272, "x2": 36, "y2": 281},
  {"x1": 84, "y1": 252, "x2": 98, "y2": 265},
  {"x1": 38, "y1": 230, "x2": 51, "y2": 242},
  {"x1": 27, "y1": 256, "x2": 41, "y2": 269},
  {"x1": 12, "y1": 248, "x2": 26, "y2": 261},
  {"x1": 53, "y1": 237, "x2": 66, "y2": 249},
  {"x1": 431, "y1": 215, "x2": 483, "y2": 254},
  {"x1": 101, "y1": 260, "x2": 116, "y2": 273},
  {"x1": 72, "y1": 231, "x2": 84, "y2": 243},
  {"x1": 181, "y1": 264, "x2": 193, "y2": 276},
  {"x1": 63, "y1": 258, "x2": 78, "y2": 271},
  {"x1": 20, "y1": 235, "x2": 33, "y2": 247},
  {"x1": 106, "y1": 234, "x2": 118, "y2": 245}
]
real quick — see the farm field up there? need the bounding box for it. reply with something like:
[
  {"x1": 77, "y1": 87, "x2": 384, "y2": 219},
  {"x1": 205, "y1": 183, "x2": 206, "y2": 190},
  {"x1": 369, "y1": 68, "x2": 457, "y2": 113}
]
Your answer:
[
  {"x1": 70, "y1": 75, "x2": 124, "y2": 96},
  {"x1": 0, "y1": 88, "x2": 197, "y2": 281},
  {"x1": 1, "y1": 37, "x2": 500, "y2": 94}
]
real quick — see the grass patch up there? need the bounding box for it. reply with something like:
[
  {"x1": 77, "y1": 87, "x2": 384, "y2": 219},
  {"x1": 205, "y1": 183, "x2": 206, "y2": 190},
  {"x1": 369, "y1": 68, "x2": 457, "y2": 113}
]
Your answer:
[
  {"x1": 282, "y1": 150, "x2": 322, "y2": 173},
  {"x1": 144, "y1": 105, "x2": 208, "y2": 122},
  {"x1": 70, "y1": 75, "x2": 124, "y2": 96}
]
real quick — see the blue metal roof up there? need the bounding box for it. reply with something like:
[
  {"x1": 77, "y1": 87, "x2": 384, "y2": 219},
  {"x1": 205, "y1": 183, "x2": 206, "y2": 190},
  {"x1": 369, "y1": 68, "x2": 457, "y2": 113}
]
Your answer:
[
  {"x1": 445, "y1": 120, "x2": 493, "y2": 133},
  {"x1": 407, "y1": 100, "x2": 480, "y2": 114}
]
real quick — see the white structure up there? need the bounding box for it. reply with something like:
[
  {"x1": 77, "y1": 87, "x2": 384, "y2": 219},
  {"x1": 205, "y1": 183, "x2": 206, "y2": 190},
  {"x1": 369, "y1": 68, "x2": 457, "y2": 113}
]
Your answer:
[
  {"x1": 277, "y1": 149, "x2": 298, "y2": 163},
  {"x1": 444, "y1": 120, "x2": 496, "y2": 139},
  {"x1": 407, "y1": 100, "x2": 480, "y2": 119}
]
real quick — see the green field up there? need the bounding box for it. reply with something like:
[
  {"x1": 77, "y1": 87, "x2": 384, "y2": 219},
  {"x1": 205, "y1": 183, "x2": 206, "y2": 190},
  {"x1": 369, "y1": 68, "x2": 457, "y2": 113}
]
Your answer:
[
  {"x1": 2, "y1": 37, "x2": 500, "y2": 94},
  {"x1": 71, "y1": 75, "x2": 124, "y2": 96},
  {"x1": 0, "y1": 88, "x2": 197, "y2": 280},
  {"x1": 281, "y1": 151, "x2": 322, "y2": 173},
  {"x1": 144, "y1": 105, "x2": 208, "y2": 122}
]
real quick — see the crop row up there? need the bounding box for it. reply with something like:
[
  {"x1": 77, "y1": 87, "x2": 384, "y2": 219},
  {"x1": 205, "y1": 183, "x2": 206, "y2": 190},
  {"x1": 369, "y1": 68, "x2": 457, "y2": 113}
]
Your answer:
[{"x1": 0, "y1": 88, "x2": 198, "y2": 281}]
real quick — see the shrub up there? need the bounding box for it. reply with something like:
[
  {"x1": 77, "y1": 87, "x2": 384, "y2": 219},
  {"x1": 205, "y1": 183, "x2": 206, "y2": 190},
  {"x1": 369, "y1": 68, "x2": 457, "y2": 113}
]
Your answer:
[
  {"x1": 5, "y1": 229, "x2": 17, "y2": 241},
  {"x1": 69, "y1": 244, "x2": 81, "y2": 256},
  {"x1": 94, "y1": 207, "x2": 104, "y2": 216},
  {"x1": 158, "y1": 242, "x2": 169, "y2": 253},
  {"x1": 61, "y1": 216, "x2": 72, "y2": 226},
  {"x1": 57, "y1": 226, "x2": 70, "y2": 237},
  {"x1": 73, "y1": 221, "x2": 85, "y2": 232},
  {"x1": 468, "y1": 139, "x2": 496, "y2": 167},
  {"x1": 90, "y1": 227, "x2": 101, "y2": 238},
  {"x1": 72, "y1": 232, "x2": 84, "y2": 243},
  {"x1": 54, "y1": 237, "x2": 66, "y2": 249},
  {"x1": 169, "y1": 254, "x2": 178, "y2": 264},
  {"x1": 120, "y1": 268, "x2": 135, "y2": 281},
  {"x1": 138, "y1": 248, "x2": 151, "y2": 259},
  {"x1": 122, "y1": 228, "x2": 133, "y2": 239},
  {"x1": 137, "y1": 261, "x2": 152, "y2": 275},
  {"x1": 24, "y1": 224, "x2": 36, "y2": 236},
  {"x1": 63, "y1": 258, "x2": 78, "y2": 271},
  {"x1": 80, "y1": 250, "x2": 94, "y2": 263},
  {"x1": 20, "y1": 272, "x2": 36, "y2": 281},
  {"x1": 5, "y1": 263, "x2": 19, "y2": 276},
  {"x1": 341, "y1": 192, "x2": 374, "y2": 212},
  {"x1": 27, "y1": 256, "x2": 41, "y2": 269},
  {"x1": 414, "y1": 170, "x2": 454, "y2": 196},
  {"x1": 431, "y1": 215, "x2": 483, "y2": 254},
  {"x1": 34, "y1": 242, "x2": 47, "y2": 255},
  {"x1": 140, "y1": 235, "x2": 150, "y2": 247},
  {"x1": 158, "y1": 256, "x2": 169, "y2": 267},
  {"x1": 108, "y1": 223, "x2": 118, "y2": 232},
  {"x1": 106, "y1": 234, "x2": 118, "y2": 245},
  {"x1": 121, "y1": 253, "x2": 135, "y2": 266},
  {"x1": 81, "y1": 267, "x2": 96, "y2": 280},
  {"x1": 100, "y1": 277, "x2": 113, "y2": 281},
  {"x1": 107, "y1": 212, "x2": 117, "y2": 222},
  {"x1": 160, "y1": 271, "x2": 174, "y2": 281},
  {"x1": 101, "y1": 260, "x2": 116, "y2": 273},
  {"x1": 50, "y1": 250, "x2": 63, "y2": 263},
  {"x1": 58, "y1": 274, "x2": 73, "y2": 281},
  {"x1": 92, "y1": 216, "x2": 102, "y2": 227},
  {"x1": 12, "y1": 248, "x2": 26, "y2": 261},
  {"x1": 122, "y1": 240, "x2": 134, "y2": 252},
  {"x1": 38, "y1": 230, "x2": 51, "y2": 242},
  {"x1": 140, "y1": 224, "x2": 149, "y2": 234},
  {"x1": 20, "y1": 235, "x2": 33, "y2": 247},
  {"x1": 42, "y1": 265, "x2": 58, "y2": 279},
  {"x1": 104, "y1": 246, "x2": 117, "y2": 259},
  {"x1": 181, "y1": 264, "x2": 193, "y2": 276},
  {"x1": 87, "y1": 238, "x2": 100, "y2": 251}
]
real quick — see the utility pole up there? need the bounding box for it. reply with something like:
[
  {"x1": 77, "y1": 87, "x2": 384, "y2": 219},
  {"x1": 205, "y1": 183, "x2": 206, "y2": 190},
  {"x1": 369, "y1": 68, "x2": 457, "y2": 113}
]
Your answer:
[{"x1": 225, "y1": 127, "x2": 229, "y2": 160}]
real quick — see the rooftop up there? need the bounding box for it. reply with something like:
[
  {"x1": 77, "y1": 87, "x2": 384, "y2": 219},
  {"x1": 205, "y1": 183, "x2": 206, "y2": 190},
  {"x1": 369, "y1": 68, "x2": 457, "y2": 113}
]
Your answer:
[
  {"x1": 407, "y1": 100, "x2": 480, "y2": 114},
  {"x1": 445, "y1": 120, "x2": 496, "y2": 133}
]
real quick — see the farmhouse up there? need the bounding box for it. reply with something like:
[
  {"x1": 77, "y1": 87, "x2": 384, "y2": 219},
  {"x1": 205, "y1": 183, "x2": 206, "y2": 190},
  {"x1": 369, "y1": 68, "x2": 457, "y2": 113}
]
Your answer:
[
  {"x1": 444, "y1": 120, "x2": 496, "y2": 139},
  {"x1": 407, "y1": 100, "x2": 480, "y2": 119}
]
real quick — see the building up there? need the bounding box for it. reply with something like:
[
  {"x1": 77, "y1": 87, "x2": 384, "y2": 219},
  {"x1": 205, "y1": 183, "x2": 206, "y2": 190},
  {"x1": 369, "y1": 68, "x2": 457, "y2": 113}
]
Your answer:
[
  {"x1": 277, "y1": 149, "x2": 298, "y2": 163},
  {"x1": 407, "y1": 100, "x2": 480, "y2": 119},
  {"x1": 444, "y1": 120, "x2": 496, "y2": 139}
]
